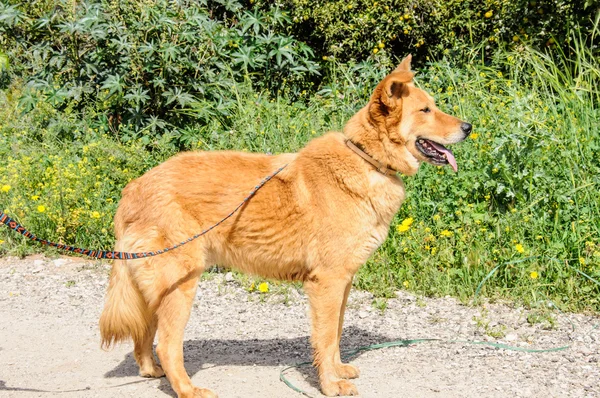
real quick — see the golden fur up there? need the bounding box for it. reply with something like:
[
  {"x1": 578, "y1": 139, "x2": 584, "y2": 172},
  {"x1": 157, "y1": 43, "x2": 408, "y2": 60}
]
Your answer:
[{"x1": 99, "y1": 55, "x2": 470, "y2": 397}]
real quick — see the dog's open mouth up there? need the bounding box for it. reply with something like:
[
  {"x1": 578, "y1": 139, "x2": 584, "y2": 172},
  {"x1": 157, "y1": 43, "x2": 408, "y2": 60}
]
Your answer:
[{"x1": 416, "y1": 138, "x2": 458, "y2": 172}]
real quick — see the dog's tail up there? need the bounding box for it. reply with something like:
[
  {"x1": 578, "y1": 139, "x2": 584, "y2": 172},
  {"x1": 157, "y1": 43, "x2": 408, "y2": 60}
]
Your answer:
[{"x1": 99, "y1": 255, "x2": 151, "y2": 349}]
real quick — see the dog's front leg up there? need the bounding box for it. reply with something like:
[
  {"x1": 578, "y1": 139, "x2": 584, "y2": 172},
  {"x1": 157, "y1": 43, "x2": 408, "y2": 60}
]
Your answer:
[
  {"x1": 333, "y1": 280, "x2": 360, "y2": 379},
  {"x1": 305, "y1": 273, "x2": 358, "y2": 396}
]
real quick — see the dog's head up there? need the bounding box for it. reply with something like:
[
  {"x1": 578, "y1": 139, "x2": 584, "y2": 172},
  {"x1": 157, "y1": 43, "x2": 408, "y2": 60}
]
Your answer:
[{"x1": 363, "y1": 55, "x2": 471, "y2": 175}]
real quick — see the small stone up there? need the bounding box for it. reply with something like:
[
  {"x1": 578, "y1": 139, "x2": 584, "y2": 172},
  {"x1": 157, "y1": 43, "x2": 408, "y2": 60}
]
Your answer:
[
  {"x1": 578, "y1": 346, "x2": 593, "y2": 356},
  {"x1": 33, "y1": 259, "x2": 45, "y2": 267},
  {"x1": 54, "y1": 259, "x2": 69, "y2": 267},
  {"x1": 358, "y1": 311, "x2": 369, "y2": 319},
  {"x1": 225, "y1": 272, "x2": 234, "y2": 282},
  {"x1": 505, "y1": 333, "x2": 518, "y2": 341}
]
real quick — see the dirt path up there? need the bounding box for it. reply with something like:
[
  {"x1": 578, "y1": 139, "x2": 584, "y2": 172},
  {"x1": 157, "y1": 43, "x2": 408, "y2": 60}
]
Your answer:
[{"x1": 0, "y1": 255, "x2": 598, "y2": 398}]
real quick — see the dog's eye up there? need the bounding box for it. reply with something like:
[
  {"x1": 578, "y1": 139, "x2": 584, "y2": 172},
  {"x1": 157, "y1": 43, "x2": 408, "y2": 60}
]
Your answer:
[{"x1": 420, "y1": 107, "x2": 431, "y2": 113}]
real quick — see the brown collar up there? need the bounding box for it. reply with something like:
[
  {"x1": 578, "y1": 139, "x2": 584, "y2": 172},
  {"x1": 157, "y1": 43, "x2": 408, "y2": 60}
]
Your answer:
[{"x1": 345, "y1": 140, "x2": 400, "y2": 177}]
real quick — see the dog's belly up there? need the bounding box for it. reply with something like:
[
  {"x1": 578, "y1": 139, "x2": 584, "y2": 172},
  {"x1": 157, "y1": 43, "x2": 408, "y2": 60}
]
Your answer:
[
  {"x1": 207, "y1": 214, "x2": 313, "y2": 281},
  {"x1": 207, "y1": 204, "x2": 394, "y2": 281},
  {"x1": 211, "y1": 242, "x2": 310, "y2": 281}
]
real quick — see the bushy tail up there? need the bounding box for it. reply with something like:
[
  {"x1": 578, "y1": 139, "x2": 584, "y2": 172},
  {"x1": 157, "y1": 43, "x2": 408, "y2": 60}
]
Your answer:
[{"x1": 99, "y1": 258, "x2": 151, "y2": 349}]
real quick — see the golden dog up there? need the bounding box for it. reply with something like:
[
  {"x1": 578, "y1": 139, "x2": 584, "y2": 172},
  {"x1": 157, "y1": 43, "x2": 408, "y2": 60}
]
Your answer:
[{"x1": 99, "y1": 55, "x2": 471, "y2": 397}]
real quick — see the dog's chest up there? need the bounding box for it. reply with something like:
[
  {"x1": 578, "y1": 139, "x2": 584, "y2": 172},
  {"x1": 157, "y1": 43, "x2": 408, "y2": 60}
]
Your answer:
[
  {"x1": 351, "y1": 174, "x2": 406, "y2": 262},
  {"x1": 367, "y1": 173, "x2": 406, "y2": 225}
]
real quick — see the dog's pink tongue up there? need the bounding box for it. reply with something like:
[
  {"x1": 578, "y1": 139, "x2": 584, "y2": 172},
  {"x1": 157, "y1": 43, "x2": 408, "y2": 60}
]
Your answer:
[{"x1": 429, "y1": 141, "x2": 458, "y2": 172}]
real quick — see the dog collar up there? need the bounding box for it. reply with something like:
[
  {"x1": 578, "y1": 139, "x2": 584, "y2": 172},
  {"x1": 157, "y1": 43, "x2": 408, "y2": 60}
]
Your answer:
[{"x1": 345, "y1": 140, "x2": 400, "y2": 177}]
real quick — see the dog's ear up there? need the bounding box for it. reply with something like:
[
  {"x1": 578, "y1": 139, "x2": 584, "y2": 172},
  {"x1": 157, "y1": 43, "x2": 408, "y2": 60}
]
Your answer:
[
  {"x1": 375, "y1": 70, "x2": 414, "y2": 110},
  {"x1": 394, "y1": 54, "x2": 412, "y2": 73}
]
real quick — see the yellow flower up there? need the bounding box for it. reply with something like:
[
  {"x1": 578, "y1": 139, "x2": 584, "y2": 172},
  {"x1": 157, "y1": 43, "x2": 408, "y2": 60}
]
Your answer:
[
  {"x1": 378, "y1": 42, "x2": 385, "y2": 48},
  {"x1": 0, "y1": 239, "x2": 4, "y2": 244},
  {"x1": 37, "y1": 205, "x2": 46, "y2": 213},
  {"x1": 258, "y1": 282, "x2": 269, "y2": 293},
  {"x1": 403, "y1": 280, "x2": 410, "y2": 288},
  {"x1": 530, "y1": 271, "x2": 539, "y2": 279},
  {"x1": 432, "y1": 214, "x2": 441, "y2": 221},
  {"x1": 396, "y1": 224, "x2": 410, "y2": 233},
  {"x1": 401, "y1": 217, "x2": 414, "y2": 227},
  {"x1": 440, "y1": 230, "x2": 453, "y2": 237},
  {"x1": 579, "y1": 257, "x2": 585, "y2": 265},
  {"x1": 322, "y1": 56, "x2": 328, "y2": 61},
  {"x1": 31, "y1": 195, "x2": 39, "y2": 200},
  {"x1": 1, "y1": 185, "x2": 10, "y2": 192},
  {"x1": 485, "y1": 11, "x2": 493, "y2": 18},
  {"x1": 515, "y1": 244, "x2": 525, "y2": 253},
  {"x1": 91, "y1": 211, "x2": 101, "y2": 219},
  {"x1": 373, "y1": 48, "x2": 379, "y2": 54},
  {"x1": 470, "y1": 133, "x2": 479, "y2": 140}
]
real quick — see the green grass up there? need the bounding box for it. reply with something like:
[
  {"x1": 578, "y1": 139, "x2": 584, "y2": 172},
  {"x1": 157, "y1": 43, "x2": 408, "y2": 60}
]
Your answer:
[{"x1": 1, "y1": 39, "x2": 599, "y2": 313}]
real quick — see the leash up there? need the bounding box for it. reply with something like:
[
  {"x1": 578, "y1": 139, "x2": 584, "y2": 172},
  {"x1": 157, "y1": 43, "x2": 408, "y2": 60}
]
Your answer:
[
  {"x1": 280, "y1": 338, "x2": 571, "y2": 398},
  {"x1": 0, "y1": 165, "x2": 288, "y2": 259}
]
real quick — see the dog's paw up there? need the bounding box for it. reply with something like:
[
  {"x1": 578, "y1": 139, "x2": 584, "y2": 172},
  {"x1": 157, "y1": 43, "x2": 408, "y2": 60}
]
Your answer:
[
  {"x1": 193, "y1": 387, "x2": 218, "y2": 398},
  {"x1": 334, "y1": 363, "x2": 360, "y2": 379},
  {"x1": 139, "y1": 364, "x2": 164, "y2": 378},
  {"x1": 321, "y1": 379, "x2": 358, "y2": 396}
]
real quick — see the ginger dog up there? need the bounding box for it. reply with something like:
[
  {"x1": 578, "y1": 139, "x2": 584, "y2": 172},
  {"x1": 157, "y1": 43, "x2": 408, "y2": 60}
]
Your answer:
[{"x1": 99, "y1": 55, "x2": 472, "y2": 397}]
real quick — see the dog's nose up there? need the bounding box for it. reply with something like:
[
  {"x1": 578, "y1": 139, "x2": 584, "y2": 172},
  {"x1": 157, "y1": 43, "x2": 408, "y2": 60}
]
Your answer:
[{"x1": 461, "y1": 122, "x2": 472, "y2": 135}]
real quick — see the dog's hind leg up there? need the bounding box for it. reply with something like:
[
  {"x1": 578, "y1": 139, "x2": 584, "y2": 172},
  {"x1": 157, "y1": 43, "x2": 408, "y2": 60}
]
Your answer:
[
  {"x1": 332, "y1": 281, "x2": 360, "y2": 380},
  {"x1": 154, "y1": 265, "x2": 217, "y2": 398},
  {"x1": 305, "y1": 272, "x2": 359, "y2": 397},
  {"x1": 134, "y1": 316, "x2": 164, "y2": 378}
]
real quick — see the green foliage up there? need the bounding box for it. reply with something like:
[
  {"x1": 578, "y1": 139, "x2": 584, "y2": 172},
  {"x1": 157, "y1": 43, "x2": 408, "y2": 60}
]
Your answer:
[
  {"x1": 0, "y1": 85, "x2": 177, "y2": 254},
  {"x1": 0, "y1": 1, "x2": 598, "y2": 313},
  {"x1": 0, "y1": 0, "x2": 319, "y2": 139},
  {"x1": 277, "y1": 0, "x2": 597, "y2": 65}
]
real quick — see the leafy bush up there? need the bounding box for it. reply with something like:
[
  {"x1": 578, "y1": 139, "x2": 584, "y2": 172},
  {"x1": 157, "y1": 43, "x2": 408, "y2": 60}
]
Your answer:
[
  {"x1": 0, "y1": 86, "x2": 175, "y2": 251},
  {"x1": 276, "y1": 0, "x2": 597, "y2": 65},
  {"x1": 0, "y1": 0, "x2": 319, "y2": 140},
  {"x1": 0, "y1": 1, "x2": 598, "y2": 312}
]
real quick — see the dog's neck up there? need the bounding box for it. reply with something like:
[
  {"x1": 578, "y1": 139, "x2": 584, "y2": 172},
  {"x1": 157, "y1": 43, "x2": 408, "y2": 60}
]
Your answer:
[
  {"x1": 343, "y1": 107, "x2": 418, "y2": 176},
  {"x1": 345, "y1": 140, "x2": 399, "y2": 176}
]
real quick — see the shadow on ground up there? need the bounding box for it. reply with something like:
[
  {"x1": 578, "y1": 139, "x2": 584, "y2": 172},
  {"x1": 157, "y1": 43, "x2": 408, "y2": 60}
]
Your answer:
[{"x1": 105, "y1": 325, "x2": 399, "y2": 397}]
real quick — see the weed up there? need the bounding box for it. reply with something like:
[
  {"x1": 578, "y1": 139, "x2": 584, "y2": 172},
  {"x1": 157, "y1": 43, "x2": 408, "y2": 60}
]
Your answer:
[
  {"x1": 371, "y1": 298, "x2": 388, "y2": 315},
  {"x1": 527, "y1": 310, "x2": 557, "y2": 330}
]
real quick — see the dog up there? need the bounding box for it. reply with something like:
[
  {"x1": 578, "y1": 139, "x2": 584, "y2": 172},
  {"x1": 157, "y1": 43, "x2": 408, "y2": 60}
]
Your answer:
[{"x1": 99, "y1": 55, "x2": 472, "y2": 397}]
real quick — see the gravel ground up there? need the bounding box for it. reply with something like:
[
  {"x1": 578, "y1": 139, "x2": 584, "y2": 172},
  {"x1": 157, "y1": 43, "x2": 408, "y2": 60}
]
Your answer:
[{"x1": 0, "y1": 255, "x2": 598, "y2": 398}]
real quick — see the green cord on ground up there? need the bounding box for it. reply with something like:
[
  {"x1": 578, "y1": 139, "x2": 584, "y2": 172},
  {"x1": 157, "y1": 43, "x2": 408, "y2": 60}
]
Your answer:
[{"x1": 279, "y1": 338, "x2": 570, "y2": 397}]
